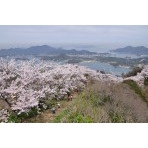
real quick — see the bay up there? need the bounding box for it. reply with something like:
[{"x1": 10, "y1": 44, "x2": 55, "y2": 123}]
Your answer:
[{"x1": 79, "y1": 61, "x2": 130, "y2": 76}]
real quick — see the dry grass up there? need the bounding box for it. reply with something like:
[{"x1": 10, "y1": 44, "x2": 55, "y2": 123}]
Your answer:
[
  {"x1": 92, "y1": 81, "x2": 148, "y2": 122},
  {"x1": 53, "y1": 80, "x2": 148, "y2": 123},
  {"x1": 53, "y1": 92, "x2": 110, "y2": 123}
]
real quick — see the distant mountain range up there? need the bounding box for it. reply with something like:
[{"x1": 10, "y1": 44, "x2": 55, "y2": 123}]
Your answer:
[
  {"x1": 0, "y1": 45, "x2": 97, "y2": 57},
  {"x1": 110, "y1": 46, "x2": 148, "y2": 55}
]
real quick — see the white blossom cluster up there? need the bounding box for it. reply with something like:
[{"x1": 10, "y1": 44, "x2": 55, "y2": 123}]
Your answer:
[
  {"x1": 0, "y1": 58, "x2": 122, "y2": 116},
  {"x1": 0, "y1": 109, "x2": 9, "y2": 122},
  {"x1": 124, "y1": 65, "x2": 148, "y2": 86}
]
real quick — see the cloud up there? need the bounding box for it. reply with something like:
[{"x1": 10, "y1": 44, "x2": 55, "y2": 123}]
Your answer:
[{"x1": 0, "y1": 25, "x2": 148, "y2": 50}]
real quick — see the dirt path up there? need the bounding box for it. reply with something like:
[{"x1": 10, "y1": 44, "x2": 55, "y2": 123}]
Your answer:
[{"x1": 24, "y1": 95, "x2": 76, "y2": 123}]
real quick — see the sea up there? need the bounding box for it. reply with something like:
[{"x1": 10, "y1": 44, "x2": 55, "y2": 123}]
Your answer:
[
  {"x1": 79, "y1": 61, "x2": 130, "y2": 76},
  {"x1": 57, "y1": 44, "x2": 140, "y2": 76},
  {"x1": 78, "y1": 51, "x2": 141, "y2": 76}
]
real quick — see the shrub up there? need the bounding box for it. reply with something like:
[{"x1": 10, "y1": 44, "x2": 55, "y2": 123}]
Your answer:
[
  {"x1": 123, "y1": 66, "x2": 143, "y2": 78},
  {"x1": 53, "y1": 109, "x2": 93, "y2": 123},
  {"x1": 109, "y1": 111, "x2": 126, "y2": 123},
  {"x1": 7, "y1": 113, "x2": 20, "y2": 123},
  {"x1": 8, "y1": 107, "x2": 39, "y2": 123},
  {"x1": 44, "y1": 99, "x2": 57, "y2": 109},
  {"x1": 144, "y1": 77, "x2": 148, "y2": 86},
  {"x1": 89, "y1": 93, "x2": 111, "y2": 107},
  {"x1": 84, "y1": 73, "x2": 89, "y2": 78},
  {"x1": 67, "y1": 112, "x2": 93, "y2": 123}
]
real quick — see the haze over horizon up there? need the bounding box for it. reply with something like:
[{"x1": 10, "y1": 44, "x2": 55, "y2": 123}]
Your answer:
[{"x1": 0, "y1": 25, "x2": 148, "y2": 52}]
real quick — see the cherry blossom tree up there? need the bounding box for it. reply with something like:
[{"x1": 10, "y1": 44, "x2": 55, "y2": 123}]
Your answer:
[{"x1": 0, "y1": 57, "x2": 123, "y2": 121}]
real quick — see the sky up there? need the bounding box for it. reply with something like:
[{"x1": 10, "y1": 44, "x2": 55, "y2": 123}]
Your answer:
[{"x1": 0, "y1": 25, "x2": 148, "y2": 52}]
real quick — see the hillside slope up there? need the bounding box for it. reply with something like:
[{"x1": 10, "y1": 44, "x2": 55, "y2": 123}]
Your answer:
[
  {"x1": 110, "y1": 46, "x2": 148, "y2": 55},
  {"x1": 0, "y1": 45, "x2": 97, "y2": 56},
  {"x1": 0, "y1": 58, "x2": 148, "y2": 123}
]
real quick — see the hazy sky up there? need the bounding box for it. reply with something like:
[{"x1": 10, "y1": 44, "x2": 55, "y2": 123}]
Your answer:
[{"x1": 0, "y1": 25, "x2": 148, "y2": 52}]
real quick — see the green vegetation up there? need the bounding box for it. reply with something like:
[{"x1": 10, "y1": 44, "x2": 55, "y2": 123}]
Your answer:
[
  {"x1": 123, "y1": 80, "x2": 147, "y2": 103},
  {"x1": 53, "y1": 108, "x2": 93, "y2": 123},
  {"x1": 67, "y1": 112, "x2": 93, "y2": 123},
  {"x1": 52, "y1": 81, "x2": 148, "y2": 123},
  {"x1": 52, "y1": 85, "x2": 125, "y2": 123},
  {"x1": 8, "y1": 107, "x2": 38, "y2": 123},
  {"x1": 53, "y1": 109, "x2": 68, "y2": 123},
  {"x1": 44, "y1": 99, "x2": 57, "y2": 109},
  {"x1": 144, "y1": 77, "x2": 148, "y2": 86},
  {"x1": 53, "y1": 90, "x2": 107, "y2": 123},
  {"x1": 109, "y1": 111, "x2": 126, "y2": 123},
  {"x1": 123, "y1": 66, "x2": 143, "y2": 77},
  {"x1": 7, "y1": 113, "x2": 19, "y2": 123}
]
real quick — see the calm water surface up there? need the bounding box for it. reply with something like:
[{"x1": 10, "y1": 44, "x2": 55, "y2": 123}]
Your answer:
[{"x1": 79, "y1": 61, "x2": 130, "y2": 76}]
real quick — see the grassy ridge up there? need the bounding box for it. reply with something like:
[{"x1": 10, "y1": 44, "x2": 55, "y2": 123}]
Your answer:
[
  {"x1": 53, "y1": 88, "x2": 125, "y2": 123},
  {"x1": 123, "y1": 80, "x2": 148, "y2": 105},
  {"x1": 53, "y1": 81, "x2": 148, "y2": 123}
]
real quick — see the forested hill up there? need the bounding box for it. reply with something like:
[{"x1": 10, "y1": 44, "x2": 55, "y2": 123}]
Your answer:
[
  {"x1": 0, "y1": 45, "x2": 97, "y2": 56},
  {"x1": 110, "y1": 46, "x2": 148, "y2": 55}
]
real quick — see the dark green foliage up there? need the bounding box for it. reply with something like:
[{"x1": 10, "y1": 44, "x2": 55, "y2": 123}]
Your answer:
[
  {"x1": 45, "y1": 99, "x2": 57, "y2": 109},
  {"x1": 7, "y1": 113, "x2": 20, "y2": 123},
  {"x1": 8, "y1": 107, "x2": 38, "y2": 123},
  {"x1": 144, "y1": 77, "x2": 148, "y2": 86},
  {"x1": 99, "y1": 70, "x2": 106, "y2": 74},
  {"x1": 26, "y1": 107, "x2": 38, "y2": 117},
  {"x1": 124, "y1": 66, "x2": 143, "y2": 78}
]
